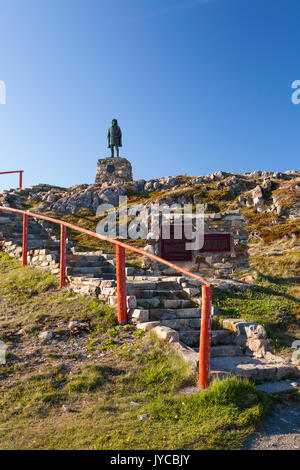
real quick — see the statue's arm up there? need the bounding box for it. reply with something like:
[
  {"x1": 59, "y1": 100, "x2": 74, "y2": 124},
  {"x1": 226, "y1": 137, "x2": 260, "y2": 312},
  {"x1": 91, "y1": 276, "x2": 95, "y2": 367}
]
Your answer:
[{"x1": 119, "y1": 128, "x2": 122, "y2": 147}]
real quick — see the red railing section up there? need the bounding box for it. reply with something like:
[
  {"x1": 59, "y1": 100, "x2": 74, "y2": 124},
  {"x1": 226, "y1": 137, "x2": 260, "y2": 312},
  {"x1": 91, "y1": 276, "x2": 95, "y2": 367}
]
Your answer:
[
  {"x1": 0, "y1": 205, "x2": 212, "y2": 389},
  {"x1": 0, "y1": 171, "x2": 24, "y2": 189}
]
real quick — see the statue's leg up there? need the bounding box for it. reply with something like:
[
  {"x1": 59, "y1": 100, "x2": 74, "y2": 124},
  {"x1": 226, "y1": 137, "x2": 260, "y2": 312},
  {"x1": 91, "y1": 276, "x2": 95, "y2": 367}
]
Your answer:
[
  {"x1": 116, "y1": 146, "x2": 119, "y2": 157},
  {"x1": 111, "y1": 146, "x2": 114, "y2": 158}
]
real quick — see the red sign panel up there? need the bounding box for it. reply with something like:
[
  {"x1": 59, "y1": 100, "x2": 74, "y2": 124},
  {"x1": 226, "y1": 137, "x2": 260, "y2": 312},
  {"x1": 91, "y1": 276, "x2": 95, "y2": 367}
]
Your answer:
[
  {"x1": 161, "y1": 225, "x2": 193, "y2": 262},
  {"x1": 199, "y1": 233, "x2": 231, "y2": 253},
  {"x1": 160, "y1": 228, "x2": 232, "y2": 261}
]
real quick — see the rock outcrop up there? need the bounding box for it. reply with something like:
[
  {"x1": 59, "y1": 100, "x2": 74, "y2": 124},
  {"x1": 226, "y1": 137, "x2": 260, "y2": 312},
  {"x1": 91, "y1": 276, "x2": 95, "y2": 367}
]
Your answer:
[{"x1": 0, "y1": 169, "x2": 299, "y2": 219}]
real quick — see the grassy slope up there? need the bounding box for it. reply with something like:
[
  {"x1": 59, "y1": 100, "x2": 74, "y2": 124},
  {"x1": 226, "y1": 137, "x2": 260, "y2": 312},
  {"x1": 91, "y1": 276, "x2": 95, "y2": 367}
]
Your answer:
[
  {"x1": 0, "y1": 253, "x2": 269, "y2": 450},
  {"x1": 22, "y1": 180, "x2": 300, "y2": 348},
  {"x1": 213, "y1": 274, "x2": 300, "y2": 352},
  {"x1": 30, "y1": 180, "x2": 300, "y2": 349}
]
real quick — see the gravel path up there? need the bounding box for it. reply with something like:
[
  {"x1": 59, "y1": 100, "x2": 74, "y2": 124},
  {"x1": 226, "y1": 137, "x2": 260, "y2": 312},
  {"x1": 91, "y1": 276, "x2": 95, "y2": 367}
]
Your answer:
[{"x1": 243, "y1": 402, "x2": 300, "y2": 450}]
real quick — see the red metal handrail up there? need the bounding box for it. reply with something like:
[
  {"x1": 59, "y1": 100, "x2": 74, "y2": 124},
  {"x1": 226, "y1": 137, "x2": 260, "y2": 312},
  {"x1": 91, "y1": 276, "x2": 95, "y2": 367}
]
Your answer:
[
  {"x1": 0, "y1": 171, "x2": 24, "y2": 189},
  {"x1": 0, "y1": 205, "x2": 212, "y2": 389}
]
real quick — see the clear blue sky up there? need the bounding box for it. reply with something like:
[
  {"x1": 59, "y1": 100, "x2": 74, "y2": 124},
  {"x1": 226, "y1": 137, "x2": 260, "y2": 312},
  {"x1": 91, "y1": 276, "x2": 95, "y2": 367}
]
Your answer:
[{"x1": 0, "y1": 0, "x2": 299, "y2": 191}]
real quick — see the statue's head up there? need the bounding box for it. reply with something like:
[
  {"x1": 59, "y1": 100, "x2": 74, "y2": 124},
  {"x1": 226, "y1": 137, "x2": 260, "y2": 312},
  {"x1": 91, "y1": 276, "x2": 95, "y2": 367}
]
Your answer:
[{"x1": 112, "y1": 119, "x2": 118, "y2": 126}]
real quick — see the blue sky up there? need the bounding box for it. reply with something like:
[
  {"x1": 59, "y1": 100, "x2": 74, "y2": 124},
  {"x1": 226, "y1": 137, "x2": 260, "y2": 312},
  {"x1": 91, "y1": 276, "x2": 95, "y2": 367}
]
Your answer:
[{"x1": 0, "y1": 0, "x2": 299, "y2": 191}]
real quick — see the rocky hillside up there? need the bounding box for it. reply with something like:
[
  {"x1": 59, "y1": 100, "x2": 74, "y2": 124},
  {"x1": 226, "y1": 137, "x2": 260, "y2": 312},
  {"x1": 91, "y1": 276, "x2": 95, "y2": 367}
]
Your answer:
[
  {"x1": 1, "y1": 169, "x2": 299, "y2": 216},
  {"x1": 0, "y1": 169, "x2": 299, "y2": 276}
]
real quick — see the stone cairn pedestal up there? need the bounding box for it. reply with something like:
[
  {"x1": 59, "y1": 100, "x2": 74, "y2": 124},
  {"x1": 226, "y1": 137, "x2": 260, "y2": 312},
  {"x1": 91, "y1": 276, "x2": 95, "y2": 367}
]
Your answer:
[{"x1": 95, "y1": 157, "x2": 133, "y2": 185}]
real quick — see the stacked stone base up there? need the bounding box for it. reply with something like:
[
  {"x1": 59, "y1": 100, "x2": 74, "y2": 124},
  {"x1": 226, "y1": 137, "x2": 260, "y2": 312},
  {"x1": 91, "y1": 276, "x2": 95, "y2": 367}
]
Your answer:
[{"x1": 95, "y1": 157, "x2": 133, "y2": 185}]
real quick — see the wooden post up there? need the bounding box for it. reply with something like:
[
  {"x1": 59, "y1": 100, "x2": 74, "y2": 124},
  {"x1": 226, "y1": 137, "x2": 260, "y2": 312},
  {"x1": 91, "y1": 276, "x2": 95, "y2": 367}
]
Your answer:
[
  {"x1": 22, "y1": 213, "x2": 28, "y2": 267},
  {"x1": 116, "y1": 245, "x2": 127, "y2": 324},
  {"x1": 199, "y1": 284, "x2": 212, "y2": 389},
  {"x1": 60, "y1": 225, "x2": 67, "y2": 288}
]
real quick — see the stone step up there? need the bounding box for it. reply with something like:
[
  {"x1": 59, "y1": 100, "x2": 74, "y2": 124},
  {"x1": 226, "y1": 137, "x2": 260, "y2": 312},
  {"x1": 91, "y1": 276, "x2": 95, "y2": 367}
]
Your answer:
[
  {"x1": 255, "y1": 380, "x2": 300, "y2": 394},
  {"x1": 126, "y1": 289, "x2": 187, "y2": 299},
  {"x1": 0, "y1": 224, "x2": 44, "y2": 232},
  {"x1": 161, "y1": 318, "x2": 201, "y2": 330},
  {"x1": 191, "y1": 330, "x2": 235, "y2": 348},
  {"x1": 9, "y1": 232, "x2": 47, "y2": 240},
  {"x1": 210, "y1": 345, "x2": 243, "y2": 357},
  {"x1": 126, "y1": 281, "x2": 181, "y2": 291},
  {"x1": 67, "y1": 259, "x2": 114, "y2": 268},
  {"x1": 0, "y1": 213, "x2": 22, "y2": 221},
  {"x1": 211, "y1": 330, "x2": 233, "y2": 346},
  {"x1": 171, "y1": 353, "x2": 299, "y2": 383},
  {"x1": 136, "y1": 297, "x2": 163, "y2": 309},
  {"x1": 179, "y1": 329, "x2": 200, "y2": 346},
  {"x1": 126, "y1": 282, "x2": 158, "y2": 291},
  {"x1": 154, "y1": 281, "x2": 182, "y2": 290},
  {"x1": 27, "y1": 233, "x2": 47, "y2": 240},
  {"x1": 193, "y1": 345, "x2": 242, "y2": 357},
  {"x1": 2, "y1": 239, "x2": 61, "y2": 251},
  {"x1": 4, "y1": 233, "x2": 46, "y2": 241},
  {"x1": 66, "y1": 266, "x2": 115, "y2": 275},
  {"x1": 163, "y1": 299, "x2": 195, "y2": 308},
  {"x1": 136, "y1": 298, "x2": 195, "y2": 309},
  {"x1": 67, "y1": 272, "x2": 116, "y2": 280},
  {"x1": 149, "y1": 307, "x2": 201, "y2": 321},
  {"x1": 210, "y1": 356, "x2": 299, "y2": 382},
  {"x1": 28, "y1": 241, "x2": 61, "y2": 250},
  {"x1": 67, "y1": 254, "x2": 114, "y2": 263}
]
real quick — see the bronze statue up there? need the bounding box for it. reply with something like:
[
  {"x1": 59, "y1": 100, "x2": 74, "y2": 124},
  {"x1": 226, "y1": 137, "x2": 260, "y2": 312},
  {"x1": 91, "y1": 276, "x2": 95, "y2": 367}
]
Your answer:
[{"x1": 107, "y1": 119, "x2": 122, "y2": 157}]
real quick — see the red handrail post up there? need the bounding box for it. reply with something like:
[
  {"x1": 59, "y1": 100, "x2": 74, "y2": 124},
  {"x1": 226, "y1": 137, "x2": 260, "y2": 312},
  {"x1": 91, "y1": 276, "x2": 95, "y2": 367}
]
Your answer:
[
  {"x1": 22, "y1": 213, "x2": 28, "y2": 267},
  {"x1": 60, "y1": 224, "x2": 67, "y2": 288},
  {"x1": 116, "y1": 245, "x2": 127, "y2": 324},
  {"x1": 199, "y1": 283, "x2": 212, "y2": 389},
  {"x1": 19, "y1": 171, "x2": 23, "y2": 189}
]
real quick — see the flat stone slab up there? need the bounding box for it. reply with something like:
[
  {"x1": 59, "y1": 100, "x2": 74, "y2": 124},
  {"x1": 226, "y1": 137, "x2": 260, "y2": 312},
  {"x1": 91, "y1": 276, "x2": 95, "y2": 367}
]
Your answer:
[
  {"x1": 255, "y1": 380, "x2": 300, "y2": 394},
  {"x1": 161, "y1": 318, "x2": 200, "y2": 330},
  {"x1": 149, "y1": 308, "x2": 201, "y2": 321},
  {"x1": 209, "y1": 278, "x2": 253, "y2": 291},
  {"x1": 211, "y1": 356, "x2": 298, "y2": 381},
  {"x1": 152, "y1": 325, "x2": 179, "y2": 341},
  {"x1": 222, "y1": 319, "x2": 267, "y2": 338},
  {"x1": 171, "y1": 340, "x2": 199, "y2": 368},
  {"x1": 137, "y1": 321, "x2": 160, "y2": 331},
  {"x1": 211, "y1": 330, "x2": 233, "y2": 345},
  {"x1": 211, "y1": 345, "x2": 243, "y2": 357}
]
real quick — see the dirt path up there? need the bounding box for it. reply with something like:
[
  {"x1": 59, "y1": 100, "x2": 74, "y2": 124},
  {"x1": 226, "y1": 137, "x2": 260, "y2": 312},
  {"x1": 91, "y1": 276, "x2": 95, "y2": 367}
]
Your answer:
[{"x1": 243, "y1": 402, "x2": 300, "y2": 450}]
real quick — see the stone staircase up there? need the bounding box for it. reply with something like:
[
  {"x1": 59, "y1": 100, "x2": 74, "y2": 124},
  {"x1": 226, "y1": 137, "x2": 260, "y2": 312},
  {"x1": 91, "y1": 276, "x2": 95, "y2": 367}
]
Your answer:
[
  {"x1": 0, "y1": 208, "x2": 299, "y2": 387},
  {"x1": 0, "y1": 210, "x2": 116, "y2": 280},
  {"x1": 137, "y1": 314, "x2": 300, "y2": 384},
  {"x1": 126, "y1": 277, "x2": 202, "y2": 345}
]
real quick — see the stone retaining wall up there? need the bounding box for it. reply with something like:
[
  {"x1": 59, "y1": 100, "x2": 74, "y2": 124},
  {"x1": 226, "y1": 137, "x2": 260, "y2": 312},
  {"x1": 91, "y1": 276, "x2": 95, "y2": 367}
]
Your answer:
[
  {"x1": 0, "y1": 240, "x2": 60, "y2": 274},
  {"x1": 142, "y1": 210, "x2": 249, "y2": 277}
]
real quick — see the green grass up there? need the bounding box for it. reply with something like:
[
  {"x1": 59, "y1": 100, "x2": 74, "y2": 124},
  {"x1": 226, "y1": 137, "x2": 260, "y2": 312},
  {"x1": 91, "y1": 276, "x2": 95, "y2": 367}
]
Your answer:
[
  {"x1": 0, "y1": 252, "x2": 117, "y2": 340},
  {"x1": 214, "y1": 273, "x2": 300, "y2": 351},
  {"x1": 67, "y1": 364, "x2": 120, "y2": 393},
  {"x1": 0, "y1": 334, "x2": 268, "y2": 450},
  {"x1": 0, "y1": 252, "x2": 269, "y2": 449},
  {"x1": 0, "y1": 252, "x2": 57, "y2": 303}
]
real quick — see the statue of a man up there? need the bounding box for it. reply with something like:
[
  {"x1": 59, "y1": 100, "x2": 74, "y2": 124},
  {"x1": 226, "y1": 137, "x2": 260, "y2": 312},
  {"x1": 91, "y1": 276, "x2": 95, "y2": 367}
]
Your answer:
[{"x1": 107, "y1": 119, "x2": 122, "y2": 157}]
